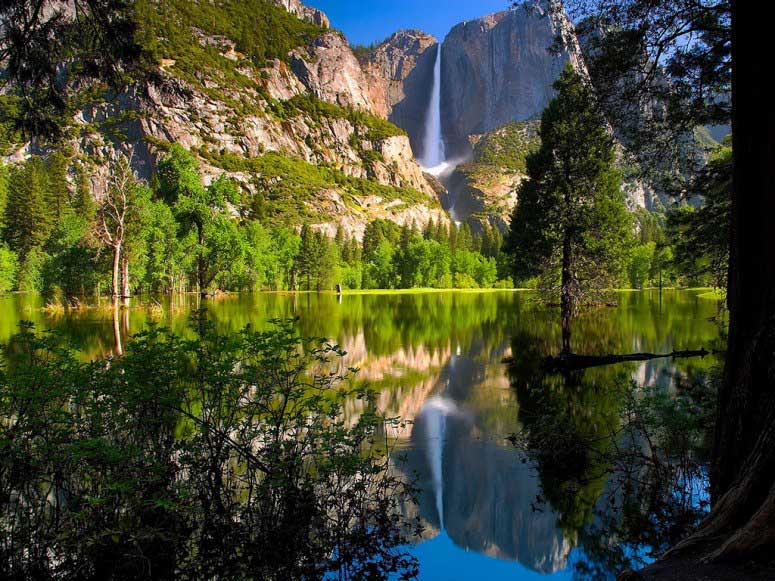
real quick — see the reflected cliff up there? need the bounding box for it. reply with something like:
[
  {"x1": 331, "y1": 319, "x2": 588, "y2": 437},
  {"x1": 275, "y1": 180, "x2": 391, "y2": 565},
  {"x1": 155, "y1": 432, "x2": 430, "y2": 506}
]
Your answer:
[{"x1": 393, "y1": 350, "x2": 575, "y2": 574}]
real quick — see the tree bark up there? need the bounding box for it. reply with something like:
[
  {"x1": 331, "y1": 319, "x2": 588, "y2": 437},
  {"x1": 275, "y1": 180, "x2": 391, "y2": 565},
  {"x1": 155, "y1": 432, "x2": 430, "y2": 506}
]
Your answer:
[
  {"x1": 655, "y1": 0, "x2": 775, "y2": 567},
  {"x1": 197, "y1": 221, "x2": 206, "y2": 297},
  {"x1": 120, "y1": 255, "x2": 130, "y2": 299},
  {"x1": 560, "y1": 229, "x2": 573, "y2": 355},
  {"x1": 111, "y1": 245, "x2": 121, "y2": 298},
  {"x1": 542, "y1": 349, "x2": 711, "y2": 372}
]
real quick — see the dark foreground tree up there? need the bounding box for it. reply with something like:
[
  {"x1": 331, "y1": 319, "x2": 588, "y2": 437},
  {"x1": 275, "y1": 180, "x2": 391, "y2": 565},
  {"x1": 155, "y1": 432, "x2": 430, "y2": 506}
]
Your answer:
[
  {"x1": 506, "y1": 63, "x2": 631, "y2": 353},
  {"x1": 667, "y1": 0, "x2": 775, "y2": 564},
  {"x1": 564, "y1": 0, "x2": 774, "y2": 570},
  {"x1": 0, "y1": 0, "x2": 143, "y2": 139}
]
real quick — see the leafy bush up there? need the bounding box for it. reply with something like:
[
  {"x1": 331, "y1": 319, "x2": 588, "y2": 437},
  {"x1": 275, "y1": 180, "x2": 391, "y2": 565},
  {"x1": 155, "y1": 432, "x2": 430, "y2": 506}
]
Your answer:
[
  {"x1": 202, "y1": 150, "x2": 429, "y2": 225},
  {"x1": 0, "y1": 318, "x2": 419, "y2": 579},
  {"x1": 473, "y1": 121, "x2": 540, "y2": 173}
]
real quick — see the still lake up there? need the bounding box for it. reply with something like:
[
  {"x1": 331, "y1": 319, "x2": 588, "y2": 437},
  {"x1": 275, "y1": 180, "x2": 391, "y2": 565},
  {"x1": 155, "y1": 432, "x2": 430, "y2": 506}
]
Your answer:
[{"x1": 0, "y1": 289, "x2": 723, "y2": 579}]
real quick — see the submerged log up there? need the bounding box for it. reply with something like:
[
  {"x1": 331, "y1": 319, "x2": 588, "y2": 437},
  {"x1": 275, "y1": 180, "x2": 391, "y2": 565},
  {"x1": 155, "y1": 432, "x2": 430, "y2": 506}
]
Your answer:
[{"x1": 542, "y1": 348, "x2": 711, "y2": 371}]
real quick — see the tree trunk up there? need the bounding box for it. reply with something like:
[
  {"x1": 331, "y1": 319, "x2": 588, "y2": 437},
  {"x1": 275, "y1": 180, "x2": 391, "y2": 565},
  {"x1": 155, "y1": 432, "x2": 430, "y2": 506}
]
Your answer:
[
  {"x1": 658, "y1": 0, "x2": 775, "y2": 566},
  {"x1": 560, "y1": 230, "x2": 573, "y2": 355},
  {"x1": 196, "y1": 223, "x2": 207, "y2": 296},
  {"x1": 120, "y1": 255, "x2": 130, "y2": 299},
  {"x1": 111, "y1": 245, "x2": 121, "y2": 298},
  {"x1": 112, "y1": 300, "x2": 123, "y2": 357}
]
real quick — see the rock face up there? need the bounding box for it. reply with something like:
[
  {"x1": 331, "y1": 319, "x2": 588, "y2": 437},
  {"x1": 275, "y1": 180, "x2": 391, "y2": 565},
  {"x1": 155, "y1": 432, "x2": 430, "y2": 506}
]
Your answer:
[
  {"x1": 55, "y1": 9, "x2": 446, "y2": 239},
  {"x1": 361, "y1": 30, "x2": 439, "y2": 159},
  {"x1": 444, "y1": 121, "x2": 540, "y2": 230},
  {"x1": 290, "y1": 32, "x2": 377, "y2": 113},
  {"x1": 269, "y1": 0, "x2": 330, "y2": 28},
  {"x1": 441, "y1": 2, "x2": 586, "y2": 158}
]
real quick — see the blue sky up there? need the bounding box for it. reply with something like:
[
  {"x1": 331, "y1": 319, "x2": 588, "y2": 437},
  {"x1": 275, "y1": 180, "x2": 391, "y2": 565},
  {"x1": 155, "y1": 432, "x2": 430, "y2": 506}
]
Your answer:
[{"x1": 309, "y1": 0, "x2": 512, "y2": 46}]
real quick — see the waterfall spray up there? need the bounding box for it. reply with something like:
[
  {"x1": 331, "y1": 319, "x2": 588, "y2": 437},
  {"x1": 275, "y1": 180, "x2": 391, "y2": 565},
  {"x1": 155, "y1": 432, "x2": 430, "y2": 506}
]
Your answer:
[{"x1": 421, "y1": 43, "x2": 445, "y2": 169}]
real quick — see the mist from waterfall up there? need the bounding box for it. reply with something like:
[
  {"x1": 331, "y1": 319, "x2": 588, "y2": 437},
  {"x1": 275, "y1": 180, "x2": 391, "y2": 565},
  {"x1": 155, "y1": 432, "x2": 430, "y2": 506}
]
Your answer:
[{"x1": 420, "y1": 43, "x2": 446, "y2": 172}]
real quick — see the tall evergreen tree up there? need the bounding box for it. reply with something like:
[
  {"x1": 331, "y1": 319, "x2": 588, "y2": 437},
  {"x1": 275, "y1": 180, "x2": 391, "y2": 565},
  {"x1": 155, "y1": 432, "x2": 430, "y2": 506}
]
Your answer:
[
  {"x1": 4, "y1": 158, "x2": 52, "y2": 258},
  {"x1": 44, "y1": 150, "x2": 70, "y2": 220},
  {"x1": 506, "y1": 64, "x2": 631, "y2": 352},
  {"x1": 73, "y1": 163, "x2": 96, "y2": 221},
  {"x1": 0, "y1": 164, "x2": 8, "y2": 233},
  {"x1": 296, "y1": 224, "x2": 318, "y2": 291}
]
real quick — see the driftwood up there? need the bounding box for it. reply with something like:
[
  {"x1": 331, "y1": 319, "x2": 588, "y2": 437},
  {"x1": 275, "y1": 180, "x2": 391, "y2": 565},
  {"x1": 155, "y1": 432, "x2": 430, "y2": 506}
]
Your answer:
[
  {"x1": 543, "y1": 349, "x2": 711, "y2": 371},
  {"x1": 501, "y1": 348, "x2": 713, "y2": 371}
]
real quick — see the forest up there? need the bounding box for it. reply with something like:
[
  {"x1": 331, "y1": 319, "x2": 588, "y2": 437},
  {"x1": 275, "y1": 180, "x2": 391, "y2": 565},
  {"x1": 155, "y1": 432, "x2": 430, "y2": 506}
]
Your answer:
[{"x1": 0, "y1": 138, "x2": 729, "y2": 299}]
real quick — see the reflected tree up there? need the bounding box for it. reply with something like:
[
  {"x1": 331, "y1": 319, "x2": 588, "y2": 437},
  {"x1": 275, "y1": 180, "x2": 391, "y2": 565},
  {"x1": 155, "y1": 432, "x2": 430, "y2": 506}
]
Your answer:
[{"x1": 508, "y1": 323, "x2": 717, "y2": 577}]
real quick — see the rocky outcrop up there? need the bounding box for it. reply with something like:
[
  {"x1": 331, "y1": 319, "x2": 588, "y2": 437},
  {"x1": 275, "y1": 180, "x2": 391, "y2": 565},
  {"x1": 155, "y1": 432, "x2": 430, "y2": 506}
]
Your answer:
[
  {"x1": 290, "y1": 32, "x2": 377, "y2": 113},
  {"x1": 441, "y1": 1, "x2": 587, "y2": 158},
  {"x1": 361, "y1": 30, "x2": 439, "y2": 158},
  {"x1": 65, "y1": 26, "x2": 444, "y2": 236},
  {"x1": 443, "y1": 121, "x2": 540, "y2": 230},
  {"x1": 270, "y1": 0, "x2": 330, "y2": 28}
]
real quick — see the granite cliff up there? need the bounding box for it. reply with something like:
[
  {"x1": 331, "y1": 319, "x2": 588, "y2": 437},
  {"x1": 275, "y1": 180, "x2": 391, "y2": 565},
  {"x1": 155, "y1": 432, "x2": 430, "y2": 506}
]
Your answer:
[
  {"x1": 360, "y1": 30, "x2": 439, "y2": 160},
  {"x1": 440, "y1": 2, "x2": 586, "y2": 159},
  {"x1": 4, "y1": 0, "x2": 449, "y2": 239}
]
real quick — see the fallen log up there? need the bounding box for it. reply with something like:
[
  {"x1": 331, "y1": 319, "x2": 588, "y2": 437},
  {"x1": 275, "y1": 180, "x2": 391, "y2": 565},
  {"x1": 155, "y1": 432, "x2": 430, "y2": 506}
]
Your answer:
[{"x1": 542, "y1": 348, "x2": 711, "y2": 371}]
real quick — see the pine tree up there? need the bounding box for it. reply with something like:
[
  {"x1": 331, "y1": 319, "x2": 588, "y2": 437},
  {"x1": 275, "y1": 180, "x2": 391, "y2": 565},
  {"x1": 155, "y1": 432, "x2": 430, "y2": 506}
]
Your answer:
[
  {"x1": 506, "y1": 64, "x2": 631, "y2": 352},
  {"x1": 4, "y1": 158, "x2": 52, "y2": 258},
  {"x1": 0, "y1": 164, "x2": 8, "y2": 233},
  {"x1": 45, "y1": 150, "x2": 70, "y2": 220},
  {"x1": 296, "y1": 224, "x2": 317, "y2": 291},
  {"x1": 73, "y1": 164, "x2": 96, "y2": 220}
]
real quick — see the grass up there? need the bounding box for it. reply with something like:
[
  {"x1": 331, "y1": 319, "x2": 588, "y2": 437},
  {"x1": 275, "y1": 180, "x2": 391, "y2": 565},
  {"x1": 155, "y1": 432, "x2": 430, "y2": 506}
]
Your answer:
[
  {"x1": 340, "y1": 288, "x2": 522, "y2": 295},
  {"x1": 696, "y1": 289, "x2": 726, "y2": 301}
]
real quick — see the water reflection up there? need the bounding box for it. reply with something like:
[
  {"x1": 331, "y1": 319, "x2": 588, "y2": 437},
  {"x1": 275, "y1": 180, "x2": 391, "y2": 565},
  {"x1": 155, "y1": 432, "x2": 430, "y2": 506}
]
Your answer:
[
  {"x1": 401, "y1": 354, "x2": 574, "y2": 575},
  {"x1": 0, "y1": 290, "x2": 724, "y2": 578}
]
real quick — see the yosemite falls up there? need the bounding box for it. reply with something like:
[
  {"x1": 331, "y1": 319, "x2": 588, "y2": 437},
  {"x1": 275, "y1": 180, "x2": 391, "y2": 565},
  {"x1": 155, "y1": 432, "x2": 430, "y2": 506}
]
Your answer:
[{"x1": 420, "y1": 44, "x2": 447, "y2": 174}]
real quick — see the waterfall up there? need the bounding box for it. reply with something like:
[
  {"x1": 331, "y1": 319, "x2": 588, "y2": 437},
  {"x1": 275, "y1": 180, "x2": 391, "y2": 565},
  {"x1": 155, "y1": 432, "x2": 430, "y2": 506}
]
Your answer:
[{"x1": 421, "y1": 43, "x2": 445, "y2": 170}]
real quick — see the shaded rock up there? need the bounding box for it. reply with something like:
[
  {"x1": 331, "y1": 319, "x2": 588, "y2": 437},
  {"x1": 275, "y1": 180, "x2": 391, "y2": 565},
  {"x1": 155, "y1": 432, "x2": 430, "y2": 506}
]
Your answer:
[
  {"x1": 269, "y1": 0, "x2": 330, "y2": 28},
  {"x1": 441, "y1": 1, "x2": 587, "y2": 158},
  {"x1": 361, "y1": 30, "x2": 439, "y2": 158}
]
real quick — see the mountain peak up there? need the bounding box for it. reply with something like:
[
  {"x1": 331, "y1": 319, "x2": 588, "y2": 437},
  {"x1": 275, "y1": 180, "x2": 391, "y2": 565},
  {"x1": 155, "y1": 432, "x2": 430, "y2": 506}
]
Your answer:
[{"x1": 269, "y1": 0, "x2": 330, "y2": 28}]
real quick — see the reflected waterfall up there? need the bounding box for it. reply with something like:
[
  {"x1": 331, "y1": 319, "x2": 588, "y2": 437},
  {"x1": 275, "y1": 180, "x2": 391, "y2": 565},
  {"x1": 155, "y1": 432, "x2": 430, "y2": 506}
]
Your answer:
[{"x1": 420, "y1": 394, "x2": 457, "y2": 528}]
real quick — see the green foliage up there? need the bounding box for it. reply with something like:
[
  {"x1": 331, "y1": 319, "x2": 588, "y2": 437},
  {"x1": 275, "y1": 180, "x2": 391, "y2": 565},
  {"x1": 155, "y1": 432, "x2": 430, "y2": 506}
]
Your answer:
[
  {"x1": 667, "y1": 141, "x2": 731, "y2": 289},
  {"x1": 0, "y1": 164, "x2": 7, "y2": 232},
  {"x1": 73, "y1": 163, "x2": 96, "y2": 220},
  {"x1": 472, "y1": 121, "x2": 540, "y2": 173},
  {"x1": 506, "y1": 64, "x2": 632, "y2": 310},
  {"x1": 277, "y1": 94, "x2": 406, "y2": 141},
  {"x1": 0, "y1": 244, "x2": 17, "y2": 293},
  {"x1": 0, "y1": 318, "x2": 419, "y2": 579},
  {"x1": 1, "y1": 142, "x2": 509, "y2": 296},
  {"x1": 4, "y1": 158, "x2": 53, "y2": 258},
  {"x1": 629, "y1": 242, "x2": 656, "y2": 288},
  {"x1": 0, "y1": 1, "x2": 143, "y2": 140},
  {"x1": 15, "y1": 247, "x2": 48, "y2": 292},
  {"x1": 148, "y1": 0, "x2": 323, "y2": 68},
  {"x1": 202, "y1": 150, "x2": 428, "y2": 225},
  {"x1": 0, "y1": 97, "x2": 23, "y2": 154}
]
